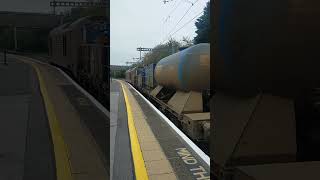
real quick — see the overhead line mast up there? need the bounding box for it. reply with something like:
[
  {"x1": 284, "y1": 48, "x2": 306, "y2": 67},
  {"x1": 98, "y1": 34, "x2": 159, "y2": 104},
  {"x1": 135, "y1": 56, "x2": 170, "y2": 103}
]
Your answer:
[{"x1": 137, "y1": 47, "x2": 152, "y2": 61}]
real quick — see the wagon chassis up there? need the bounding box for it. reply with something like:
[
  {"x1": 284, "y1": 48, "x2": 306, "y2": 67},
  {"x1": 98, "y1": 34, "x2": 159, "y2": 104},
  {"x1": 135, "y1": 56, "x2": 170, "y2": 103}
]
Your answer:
[{"x1": 135, "y1": 85, "x2": 209, "y2": 145}]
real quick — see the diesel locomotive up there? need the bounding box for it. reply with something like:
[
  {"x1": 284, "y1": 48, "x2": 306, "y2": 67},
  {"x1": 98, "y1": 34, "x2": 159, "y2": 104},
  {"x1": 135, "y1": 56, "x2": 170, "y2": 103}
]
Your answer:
[{"x1": 48, "y1": 16, "x2": 109, "y2": 109}]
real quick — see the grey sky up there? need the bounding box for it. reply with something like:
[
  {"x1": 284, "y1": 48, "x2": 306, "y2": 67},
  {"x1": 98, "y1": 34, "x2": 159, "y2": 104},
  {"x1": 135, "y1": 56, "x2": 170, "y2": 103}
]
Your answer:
[{"x1": 110, "y1": 0, "x2": 209, "y2": 65}]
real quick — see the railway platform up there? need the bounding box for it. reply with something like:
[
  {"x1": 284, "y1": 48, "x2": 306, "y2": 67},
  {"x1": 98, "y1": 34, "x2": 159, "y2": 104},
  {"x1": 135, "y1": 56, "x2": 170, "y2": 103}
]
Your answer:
[
  {"x1": 0, "y1": 54, "x2": 109, "y2": 180},
  {"x1": 0, "y1": 54, "x2": 55, "y2": 180},
  {"x1": 111, "y1": 79, "x2": 210, "y2": 180}
]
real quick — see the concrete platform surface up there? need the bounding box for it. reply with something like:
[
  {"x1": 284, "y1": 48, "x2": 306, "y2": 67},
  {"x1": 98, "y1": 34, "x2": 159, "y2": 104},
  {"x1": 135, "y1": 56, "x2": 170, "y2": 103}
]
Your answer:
[
  {"x1": 0, "y1": 56, "x2": 55, "y2": 180},
  {"x1": 110, "y1": 79, "x2": 135, "y2": 180},
  {"x1": 4, "y1": 54, "x2": 109, "y2": 180},
  {"x1": 113, "y1": 79, "x2": 210, "y2": 180}
]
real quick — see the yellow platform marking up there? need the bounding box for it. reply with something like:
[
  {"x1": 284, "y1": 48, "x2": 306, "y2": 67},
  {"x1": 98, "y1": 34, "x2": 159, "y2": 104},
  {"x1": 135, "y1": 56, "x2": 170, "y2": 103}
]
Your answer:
[
  {"x1": 119, "y1": 80, "x2": 149, "y2": 180},
  {"x1": 21, "y1": 59, "x2": 73, "y2": 180}
]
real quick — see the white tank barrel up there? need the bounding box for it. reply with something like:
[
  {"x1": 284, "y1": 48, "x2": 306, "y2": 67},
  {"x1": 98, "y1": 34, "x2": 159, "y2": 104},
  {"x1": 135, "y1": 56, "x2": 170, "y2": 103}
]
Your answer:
[{"x1": 154, "y1": 43, "x2": 210, "y2": 91}]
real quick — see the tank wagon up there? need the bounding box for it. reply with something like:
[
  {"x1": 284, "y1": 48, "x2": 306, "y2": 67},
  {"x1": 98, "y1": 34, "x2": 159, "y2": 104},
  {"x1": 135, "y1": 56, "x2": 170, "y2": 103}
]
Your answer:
[
  {"x1": 48, "y1": 16, "x2": 109, "y2": 109},
  {"x1": 213, "y1": 0, "x2": 320, "y2": 179},
  {"x1": 125, "y1": 43, "x2": 210, "y2": 143}
]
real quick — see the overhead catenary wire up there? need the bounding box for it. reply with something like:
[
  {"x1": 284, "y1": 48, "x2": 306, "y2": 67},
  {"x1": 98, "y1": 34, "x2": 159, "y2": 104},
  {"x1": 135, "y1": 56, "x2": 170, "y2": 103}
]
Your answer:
[
  {"x1": 160, "y1": 0, "x2": 200, "y2": 44},
  {"x1": 162, "y1": 0, "x2": 183, "y2": 47},
  {"x1": 165, "y1": 3, "x2": 194, "y2": 38},
  {"x1": 160, "y1": 16, "x2": 200, "y2": 45},
  {"x1": 182, "y1": 0, "x2": 194, "y2": 5},
  {"x1": 170, "y1": 10, "x2": 203, "y2": 36},
  {"x1": 163, "y1": 0, "x2": 183, "y2": 24},
  {"x1": 147, "y1": 11, "x2": 203, "y2": 63},
  {"x1": 159, "y1": 10, "x2": 203, "y2": 46}
]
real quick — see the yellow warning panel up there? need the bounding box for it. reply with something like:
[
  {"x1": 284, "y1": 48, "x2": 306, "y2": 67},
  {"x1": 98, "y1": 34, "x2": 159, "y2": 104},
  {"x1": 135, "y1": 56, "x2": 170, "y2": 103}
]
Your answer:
[
  {"x1": 21, "y1": 60, "x2": 73, "y2": 180},
  {"x1": 119, "y1": 80, "x2": 149, "y2": 180}
]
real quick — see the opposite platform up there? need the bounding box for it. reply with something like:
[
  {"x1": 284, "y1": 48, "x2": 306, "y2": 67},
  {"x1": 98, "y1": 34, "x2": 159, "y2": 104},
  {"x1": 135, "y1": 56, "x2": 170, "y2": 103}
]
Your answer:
[{"x1": 10, "y1": 54, "x2": 109, "y2": 180}]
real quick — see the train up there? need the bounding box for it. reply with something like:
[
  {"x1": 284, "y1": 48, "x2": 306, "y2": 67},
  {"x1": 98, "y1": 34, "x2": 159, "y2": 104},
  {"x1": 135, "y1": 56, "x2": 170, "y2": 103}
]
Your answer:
[
  {"x1": 213, "y1": 0, "x2": 320, "y2": 179},
  {"x1": 125, "y1": 43, "x2": 211, "y2": 145},
  {"x1": 48, "y1": 16, "x2": 109, "y2": 110}
]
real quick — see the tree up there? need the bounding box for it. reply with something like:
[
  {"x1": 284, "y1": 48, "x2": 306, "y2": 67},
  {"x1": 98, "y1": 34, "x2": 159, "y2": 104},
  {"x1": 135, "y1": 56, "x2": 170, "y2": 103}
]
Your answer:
[
  {"x1": 181, "y1": 36, "x2": 193, "y2": 47},
  {"x1": 194, "y1": 1, "x2": 210, "y2": 44},
  {"x1": 142, "y1": 38, "x2": 181, "y2": 66},
  {"x1": 130, "y1": 37, "x2": 194, "y2": 68}
]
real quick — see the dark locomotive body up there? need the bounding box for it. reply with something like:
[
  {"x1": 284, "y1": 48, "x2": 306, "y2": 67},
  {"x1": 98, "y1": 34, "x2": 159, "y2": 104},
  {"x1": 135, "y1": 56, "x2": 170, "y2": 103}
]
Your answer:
[{"x1": 48, "y1": 16, "x2": 109, "y2": 109}]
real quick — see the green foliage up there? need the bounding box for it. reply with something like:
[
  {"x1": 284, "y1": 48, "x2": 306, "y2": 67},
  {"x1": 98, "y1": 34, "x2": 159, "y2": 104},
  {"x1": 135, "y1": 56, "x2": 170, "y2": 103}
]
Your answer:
[
  {"x1": 111, "y1": 69, "x2": 126, "y2": 78},
  {"x1": 181, "y1": 36, "x2": 193, "y2": 47},
  {"x1": 194, "y1": 1, "x2": 210, "y2": 44},
  {"x1": 142, "y1": 38, "x2": 182, "y2": 66},
  {"x1": 130, "y1": 37, "x2": 195, "y2": 68}
]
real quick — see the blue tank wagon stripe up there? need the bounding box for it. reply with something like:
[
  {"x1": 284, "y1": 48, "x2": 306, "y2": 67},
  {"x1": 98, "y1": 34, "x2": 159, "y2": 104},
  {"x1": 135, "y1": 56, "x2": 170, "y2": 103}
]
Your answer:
[{"x1": 178, "y1": 49, "x2": 188, "y2": 90}]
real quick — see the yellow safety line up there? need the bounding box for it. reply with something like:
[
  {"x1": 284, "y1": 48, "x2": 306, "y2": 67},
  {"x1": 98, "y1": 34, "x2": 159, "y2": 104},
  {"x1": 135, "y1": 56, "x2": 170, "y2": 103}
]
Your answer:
[
  {"x1": 21, "y1": 59, "x2": 73, "y2": 180},
  {"x1": 119, "y1": 80, "x2": 149, "y2": 180}
]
